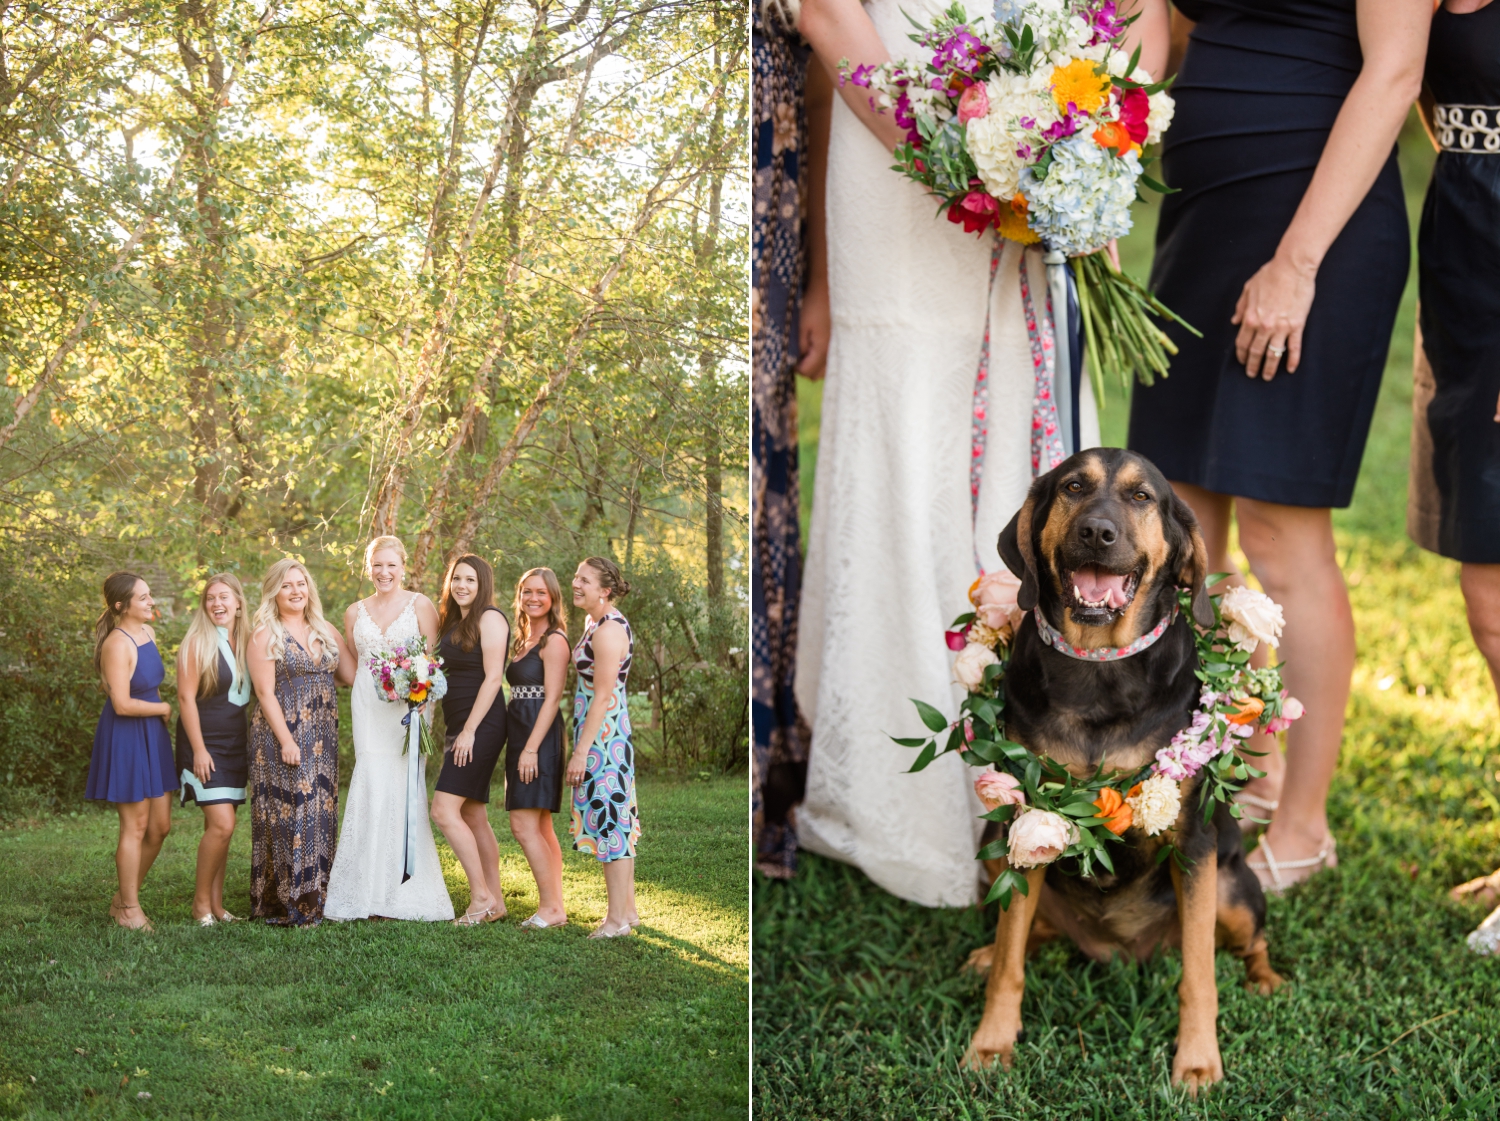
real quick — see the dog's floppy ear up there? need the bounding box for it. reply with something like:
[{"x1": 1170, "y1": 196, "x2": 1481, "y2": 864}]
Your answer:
[
  {"x1": 997, "y1": 491, "x2": 1039, "y2": 611},
  {"x1": 1169, "y1": 492, "x2": 1214, "y2": 627}
]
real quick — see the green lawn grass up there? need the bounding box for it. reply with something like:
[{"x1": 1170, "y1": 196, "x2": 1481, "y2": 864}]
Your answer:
[
  {"x1": 765, "y1": 114, "x2": 1500, "y2": 1118},
  {"x1": 0, "y1": 775, "x2": 747, "y2": 1119}
]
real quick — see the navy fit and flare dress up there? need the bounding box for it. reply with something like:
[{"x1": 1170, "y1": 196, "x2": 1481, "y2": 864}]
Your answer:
[
  {"x1": 85, "y1": 633, "x2": 177, "y2": 804},
  {"x1": 1408, "y1": 3, "x2": 1500, "y2": 561},
  {"x1": 174, "y1": 631, "x2": 250, "y2": 806},
  {"x1": 1127, "y1": 0, "x2": 1409, "y2": 507},
  {"x1": 434, "y1": 606, "x2": 509, "y2": 803},
  {"x1": 504, "y1": 628, "x2": 566, "y2": 813}
]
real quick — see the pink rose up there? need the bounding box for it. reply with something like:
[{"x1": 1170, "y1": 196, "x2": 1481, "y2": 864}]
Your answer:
[
  {"x1": 1264, "y1": 716, "x2": 1291, "y2": 734},
  {"x1": 971, "y1": 569, "x2": 1024, "y2": 634},
  {"x1": 945, "y1": 627, "x2": 970, "y2": 652},
  {"x1": 1283, "y1": 696, "x2": 1305, "y2": 720},
  {"x1": 1008, "y1": 809, "x2": 1078, "y2": 868},
  {"x1": 957, "y1": 81, "x2": 990, "y2": 124},
  {"x1": 975, "y1": 769, "x2": 1025, "y2": 811}
]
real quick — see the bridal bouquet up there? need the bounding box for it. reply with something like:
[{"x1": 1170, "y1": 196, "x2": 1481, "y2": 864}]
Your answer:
[
  {"x1": 843, "y1": 0, "x2": 1198, "y2": 396},
  {"x1": 368, "y1": 638, "x2": 448, "y2": 755},
  {"x1": 899, "y1": 573, "x2": 1303, "y2": 908}
]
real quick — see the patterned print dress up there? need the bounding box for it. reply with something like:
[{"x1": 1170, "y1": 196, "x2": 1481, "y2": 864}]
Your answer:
[
  {"x1": 249, "y1": 635, "x2": 340, "y2": 925},
  {"x1": 752, "y1": 0, "x2": 811, "y2": 879},
  {"x1": 569, "y1": 610, "x2": 639, "y2": 862}
]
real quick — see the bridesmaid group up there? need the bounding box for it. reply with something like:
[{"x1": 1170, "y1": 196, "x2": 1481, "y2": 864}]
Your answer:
[{"x1": 83, "y1": 549, "x2": 641, "y2": 936}]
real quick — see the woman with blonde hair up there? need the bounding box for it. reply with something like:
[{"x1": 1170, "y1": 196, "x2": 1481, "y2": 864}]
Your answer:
[
  {"x1": 507, "y1": 567, "x2": 570, "y2": 929},
  {"x1": 247, "y1": 558, "x2": 350, "y2": 925},
  {"x1": 86, "y1": 571, "x2": 177, "y2": 931},
  {"x1": 568, "y1": 556, "x2": 639, "y2": 937},
  {"x1": 175, "y1": 573, "x2": 252, "y2": 925},
  {"x1": 325, "y1": 535, "x2": 453, "y2": 922}
]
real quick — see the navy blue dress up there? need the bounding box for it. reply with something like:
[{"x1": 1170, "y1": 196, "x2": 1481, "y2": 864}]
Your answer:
[
  {"x1": 435, "y1": 607, "x2": 509, "y2": 803},
  {"x1": 174, "y1": 644, "x2": 250, "y2": 807},
  {"x1": 1127, "y1": 0, "x2": 1409, "y2": 507},
  {"x1": 504, "y1": 628, "x2": 566, "y2": 813},
  {"x1": 1410, "y1": 4, "x2": 1500, "y2": 561},
  {"x1": 85, "y1": 634, "x2": 177, "y2": 804}
]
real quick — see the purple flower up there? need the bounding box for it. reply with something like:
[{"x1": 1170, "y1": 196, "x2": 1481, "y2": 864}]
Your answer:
[
  {"x1": 847, "y1": 63, "x2": 877, "y2": 88},
  {"x1": 1015, "y1": 144, "x2": 1033, "y2": 160},
  {"x1": 1086, "y1": 1, "x2": 1125, "y2": 45},
  {"x1": 932, "y1": 28, "x2": 990, "y2": 75},
  {"x1": 1041, "y1": 116, "x2": 1079, "y2": 142}
]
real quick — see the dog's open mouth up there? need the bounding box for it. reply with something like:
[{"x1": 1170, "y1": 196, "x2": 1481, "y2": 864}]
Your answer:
[{"x1": 1068, "y1": 564, "x2": 1139, "y2": 622}]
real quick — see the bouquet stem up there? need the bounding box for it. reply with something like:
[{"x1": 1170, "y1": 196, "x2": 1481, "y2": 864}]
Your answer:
[{"x1": 1073, "y1": 250, "x2": 1202, "y2": 403}]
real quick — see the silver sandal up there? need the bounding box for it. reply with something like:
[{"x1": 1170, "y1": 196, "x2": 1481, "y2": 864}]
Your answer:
[
  {"x1": 519, "y1": 914, "x2": 567, "y2": 931},
  {"x1": 1249, "y1": 834, "x2": 1337, "y2": 894}
]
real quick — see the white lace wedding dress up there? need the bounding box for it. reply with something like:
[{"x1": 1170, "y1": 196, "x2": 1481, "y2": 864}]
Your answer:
[
  {"x1": 325, "y1": 596, "x2": 455, "y2": 922},
  {"x1": 794, "y1": 0, "x2": 1100, "y2": 908}
]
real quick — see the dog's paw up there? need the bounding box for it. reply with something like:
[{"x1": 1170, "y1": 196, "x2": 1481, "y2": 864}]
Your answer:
[
  {"x1": 962, "y1": 945, "x2": 995, "y2": 976},
  {"x1": 1171, "y1": 1042, "x2": 1224, "y2": 1095},
  {"x1": 1243, "y1": 966, "x2": 1285, "y2": 996},
  {"x1": 961, "y1": 1030, "x2": 1016, "y2": 1071}
]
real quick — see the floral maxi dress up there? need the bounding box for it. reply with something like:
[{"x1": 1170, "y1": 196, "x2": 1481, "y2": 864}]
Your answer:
[
  {"x1": 249, "y1": 635, "x2": 340, "y2": 925},
  {"x1": 569, "y1": 609, "x2": 639, "y2": 862}
]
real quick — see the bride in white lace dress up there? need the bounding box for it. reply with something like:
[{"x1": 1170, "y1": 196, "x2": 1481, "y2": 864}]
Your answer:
[
  {"x1": 325, "y1": 536, "x2": 455, "y2": 922},
  {"x1": 793, "y1": 0, "x2": 1104, "y2": 907}
]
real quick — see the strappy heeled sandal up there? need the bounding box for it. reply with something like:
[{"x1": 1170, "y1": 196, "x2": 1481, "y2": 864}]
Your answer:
[
  {"x1": 115, "y1": 904, "x2": 155, "y2": 933},
  {"x1": 1249, "y1": 833, "x2": 1337, "y2": 895},
  {"x1": 520, "y1": 913, "x2": 567, "y2": 931},
  {"x1": 452, "y1": 908, "x2": 493, "y2": 927},
  {"x1": 1450, "y1": 868, "x2": 1500, "y2": 909},
  {"x1": 194, "y1": 913, "x2": 217, "y2": 928},
  {"x1": 1233, "y1": 791, "x2": 1279, "y2": 833},
  {"x1": 588, "y1": 921, "x2": 634, "y2": 939},
  {"x1": 216, "y1": 910, "x2": 239, "y2": 923}
]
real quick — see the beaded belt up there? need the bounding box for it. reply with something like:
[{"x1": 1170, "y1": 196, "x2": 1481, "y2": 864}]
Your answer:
[
  {"x1": 510, "y1": 685, "x2": 546, "y2": 700},
  {"x1": 1435, "y1": 105, "x2": 1500, "y2": 154}
]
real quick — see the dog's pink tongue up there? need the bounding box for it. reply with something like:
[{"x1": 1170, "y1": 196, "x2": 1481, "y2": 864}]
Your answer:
[{"x1": 1073, "y1": 565, "x2": 1129, "y2": 608}]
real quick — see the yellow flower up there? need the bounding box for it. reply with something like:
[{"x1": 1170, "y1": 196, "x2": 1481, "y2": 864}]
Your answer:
[
  {"x1": 1050, "y1": 59, "x2": 1110, "y2": 116},
  {"x1": 995, "y1": 193, "x2": 1041, "y2": 245}
]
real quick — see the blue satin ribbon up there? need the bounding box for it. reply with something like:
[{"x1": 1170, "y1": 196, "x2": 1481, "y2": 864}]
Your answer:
[{"x1": 401, "y1": 708, "x2": 424, "y2": 884}]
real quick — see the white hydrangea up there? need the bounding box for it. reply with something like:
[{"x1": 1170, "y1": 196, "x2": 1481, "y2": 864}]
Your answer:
[
  {"x1": 992, "y1": 0, "x2": 1091, "y2": 60},
  {"x1": 1020, "y1": 131, "x2": 1138, "y2": 254},
  {"x1": 1145, "y1": 89, "x2": 1175, "y2": 146},
  {"x1": 1127, "y1": 773, "x2": 1182, "y2": 836},
  {"x1": 965, "y1": 71, "x2": 1058, "y2": 201}
]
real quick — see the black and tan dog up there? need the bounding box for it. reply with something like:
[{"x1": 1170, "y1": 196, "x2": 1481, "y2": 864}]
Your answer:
[{"x1": 964, "y1": 448, "x2": 1282, "y2": 1092}]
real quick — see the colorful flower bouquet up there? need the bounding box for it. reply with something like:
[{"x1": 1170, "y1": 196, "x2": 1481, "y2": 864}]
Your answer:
[
  {"x1": 899, "y1": 574, "x2": 1303, "y2": 909},
  {"x1": 368, "y1": 637, "x2": 448, "y2": 755},
  {"x1": 842, "y1": 0, "x2": 1199, "y2": 398}
]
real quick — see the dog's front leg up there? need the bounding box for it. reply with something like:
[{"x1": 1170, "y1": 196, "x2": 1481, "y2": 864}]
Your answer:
[
  {"x1": 962, "y1": 865, "x2": 1045, "y2": 1071},
  {"x1": 1170, "y1": 854, "x2": 1224, "y2": 1093}
]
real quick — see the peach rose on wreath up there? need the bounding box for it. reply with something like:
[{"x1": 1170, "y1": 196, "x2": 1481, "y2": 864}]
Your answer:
[
  {"x1": 1007, "y1": 808, "x2": 1079, "y2": 868},
  {"x1": 953, "y1": 641, "x2": 999, "y2": 691},
  {"x1": 969, "y1": 569, "x2": 1024, "y2": 637},
  {"x1": 974, "y1": 769, "x2": 1025, "y2": 812}
]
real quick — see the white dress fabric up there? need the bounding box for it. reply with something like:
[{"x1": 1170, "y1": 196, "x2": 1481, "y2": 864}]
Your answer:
[
  {"x1": 794, "y1": 0, "x2": 1100, "y2": 908},
  {"x1": 325, "y1": 597, "x2": 455, "y2": 922}
]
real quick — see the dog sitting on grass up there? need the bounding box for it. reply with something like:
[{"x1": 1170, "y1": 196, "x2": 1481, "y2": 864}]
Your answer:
[{"x1": 963, "y1": 448, "x2": 1283, "y2": 1093}]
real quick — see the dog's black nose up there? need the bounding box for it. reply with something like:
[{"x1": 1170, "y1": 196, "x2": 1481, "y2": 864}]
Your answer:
[{"x1": 1078, "y1": 516, "x2": 1117, "y2": 547}]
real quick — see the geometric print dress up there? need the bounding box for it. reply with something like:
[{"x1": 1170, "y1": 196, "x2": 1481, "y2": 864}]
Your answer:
[{"x1": 568, "y1": 609, "x2": 640, "y2": 863}]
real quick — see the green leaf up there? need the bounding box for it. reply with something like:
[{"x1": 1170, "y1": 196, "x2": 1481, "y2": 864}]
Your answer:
[
  {"x1": 890, "y1": 736, "x2": 930, "y2": 748},
  {"x1": 905, "y1": 742, "x2": 938, "y2": 773},
  {"x1": 912, "y1": 699, "x2": 949, "y2": 733},
  {"x1": 977, "y1": 838, "x2": 1010, "y2": 861}
]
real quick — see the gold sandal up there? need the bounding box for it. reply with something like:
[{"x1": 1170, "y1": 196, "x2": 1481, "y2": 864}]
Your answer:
[{"x1": 1249, "y1": 834, "x2": 1337, "y2": 895}]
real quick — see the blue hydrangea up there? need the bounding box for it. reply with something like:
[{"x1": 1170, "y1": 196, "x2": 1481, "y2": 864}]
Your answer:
[{"x1": 1019, "y1": 132, "x2": 1138, "y2": 255}]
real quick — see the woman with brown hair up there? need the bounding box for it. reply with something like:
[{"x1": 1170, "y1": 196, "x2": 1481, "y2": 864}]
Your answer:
[
  {"x1": 175, "y1": 573, "x2": 251, "y2": 925},
  {"x1": 85, "y1": 571, "x2": 177, "y2": 931},
  {"x1": 431, "y1": 553, "x2": 511, "y2": 925},
  {"x1": 507, "y1": 567, "x2": 570, "y2": 930},
  {"x1": 568, "y1": 556, "x2": 639, "y2": 937},
  {"x1": 247, "y1": 558, "x2": 349, "y2": 925}
]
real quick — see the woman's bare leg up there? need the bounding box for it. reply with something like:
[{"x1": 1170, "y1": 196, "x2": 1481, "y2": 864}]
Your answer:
[
  {"x1": 1236, "y1": 498, "x2": 1351, "y2": 878},
  {"x1": 431, "y1": 791, "x2": 499, "y2": 913},
  {"x1": 509, "y1": 809, "x2": 567, "y2": 924},
  {"x1": 192, "y1": 804, "x2": 235, "y2": 920},
  {"x1": 1170, "y1": 483, "x2": 1283, "y2": 809},
  {"x1": 113, "y1": 796, "x2": 169, "y2": 928},
  {"x1": 1454, "y1": 564, "x2": 1500, "y2": 907},
  {"x1": 601, "y1": 857, "x2": 637, "y2": 930},
  {"x1": 459, "y1": 800, "x2": 505, "y2": 917}
]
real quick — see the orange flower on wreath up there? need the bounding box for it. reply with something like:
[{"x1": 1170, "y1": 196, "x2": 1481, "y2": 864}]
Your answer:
[
  {"x1": 1227, "y1": 696, "x2": 1265, "y2": 726},
  {"x1": 995, "y1": 193, "x2": 1041, "y2": 245},
  {"x1": 1093, "y1": 786, "x2": 1134, "y2": 835}
]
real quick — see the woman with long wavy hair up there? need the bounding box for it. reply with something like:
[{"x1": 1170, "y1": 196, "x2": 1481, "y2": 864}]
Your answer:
[
  {"x1": 247, "y1": 558, "x2": 351, "y2": 925},
  {"x1": 507, "y1": 567, "x2": 570, "y2": 929},
  {"x1": 85, "y1": 571, "x2": 177, "y2": 931},
  {"x1": 175, "y1": 573, "x2": 252, "y2": 925}
]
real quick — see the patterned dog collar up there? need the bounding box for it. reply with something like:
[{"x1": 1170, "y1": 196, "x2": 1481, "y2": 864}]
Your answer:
[{"x1": 1032, "y1": 604, "x2": 1178, "y2": 661}]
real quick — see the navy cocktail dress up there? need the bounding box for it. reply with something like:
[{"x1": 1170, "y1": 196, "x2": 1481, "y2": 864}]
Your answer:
[
  {"x1": 504, "y1": 628, "x2": 566, "y2": 813},
  {"x1": 1127, "y1": 0, "x2": 1408, "y2": 507},
  {"x1": 434, "y1": 606, "x2": 509, "y2": 803},
  {"x1": 175, "y1": 628, "x2": 251, "y2": 806},
  {"x1": 1408, "y1": 4, "x2": 1500, "y2": 561},
  {"x1": 85, "y1": 634, "x2": 177, "y2": 804}
]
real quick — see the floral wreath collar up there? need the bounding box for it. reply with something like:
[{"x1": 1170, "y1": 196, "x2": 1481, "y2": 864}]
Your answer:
[{"x1": 1031, "y1": 603, "x2": 1179, "y2": 662}]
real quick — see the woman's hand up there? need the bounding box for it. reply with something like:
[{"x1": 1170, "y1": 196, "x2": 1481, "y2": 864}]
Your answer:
[
  {"x1": 192, "y1": 749, "x2": 215, "y2": 785},
  {"x1": 453, "y1": 728, "x2": 475, "y2": 767},
  {"x1": 280, "y1": 741, "x2": 301, "y2": 767},
  {"x1": 1232, "y1": 253, "x2": 1317, "y2": 380},
  {"x1": 566, "y1": 748, "x2": 589, "y2": 787},
  {"x1": 797, "y1": 277, "x2": 831, "y2": 379},
  {"x1": 518, "y1": 747, "x2": 539, "y2": 784}
]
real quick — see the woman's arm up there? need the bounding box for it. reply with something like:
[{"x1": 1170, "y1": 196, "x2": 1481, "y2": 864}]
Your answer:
[
  {"x1": 566, "y1": 622, "x2": 627, "y2": 786},
  {"x1": 1120, "y1": 0, "x2": 1172, "y2": 84},
  {"x1": 797, "y1": 0, "x2": 908, "y2": 153},
  {"x1": 1234, "y1": 0, "x2": 1430, "y2": 380},
  {"x1": 798, "y1": 60, "x2": 833, "y2": 380},
  {"x1": 249, "y1": 628, "x2": 301, "y2": 766},
  {"x1": 415, "y1": 595, "x2": 440, "y2": 647},
  {"x1": 176, "y1": 639, "x2": 214, "y2": 783},
  {"x1": 334, "y1": 604, "x2": 359, "y2": 688},
  {"x1": 452, "y1": 611, "x2": 509, "y2": 767},
  {"x1": 101, "y1": 631, "x2": 169, "y2": 719},
  {"x1": 518, "y1": 632, "x2": 570, "y2": 784}
]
